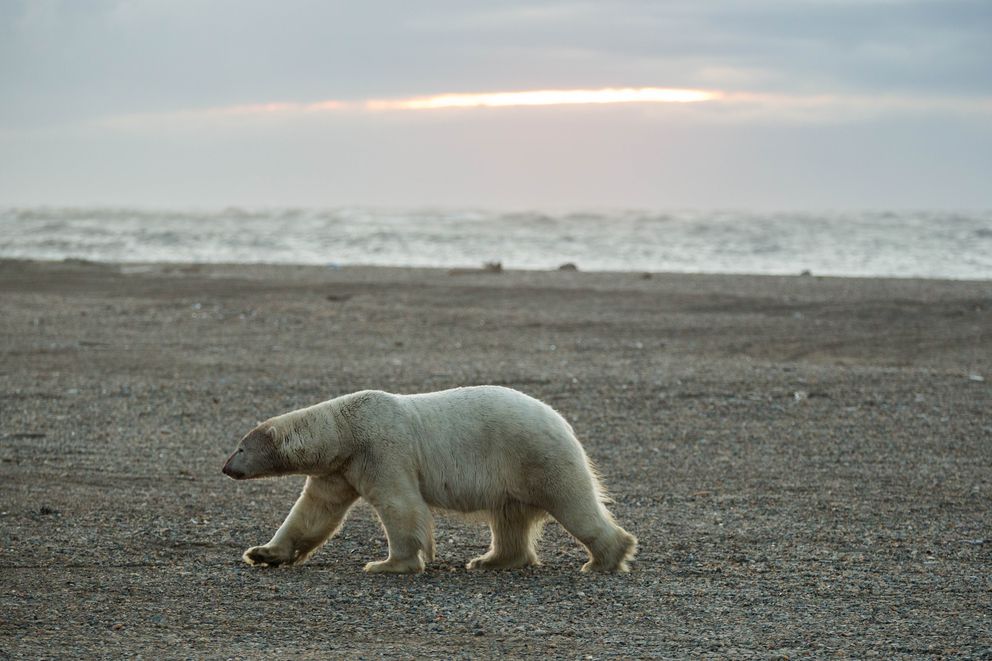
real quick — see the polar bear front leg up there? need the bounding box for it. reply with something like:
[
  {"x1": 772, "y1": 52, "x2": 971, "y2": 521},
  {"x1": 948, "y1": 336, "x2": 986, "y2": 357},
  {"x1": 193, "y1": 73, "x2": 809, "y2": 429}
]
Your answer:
[
  {"x1": 364, "y1": 496, "x2": 434, "y2": 574},
  {"x1": 244, "y1": 475, "x2": 358, "y2": 567}
]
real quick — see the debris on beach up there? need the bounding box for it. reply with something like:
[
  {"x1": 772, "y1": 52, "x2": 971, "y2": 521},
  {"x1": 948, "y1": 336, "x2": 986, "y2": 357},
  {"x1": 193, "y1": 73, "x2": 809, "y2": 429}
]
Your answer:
[{"x1": 448, "y1": 261, "x2": 503, "y2": 276}]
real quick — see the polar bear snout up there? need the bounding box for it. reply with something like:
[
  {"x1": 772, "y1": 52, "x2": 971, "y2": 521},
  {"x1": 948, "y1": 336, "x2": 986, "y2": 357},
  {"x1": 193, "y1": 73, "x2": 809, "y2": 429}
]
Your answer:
[{"x1": 222, "y1": 449, "x2": 248, "y2": 479}]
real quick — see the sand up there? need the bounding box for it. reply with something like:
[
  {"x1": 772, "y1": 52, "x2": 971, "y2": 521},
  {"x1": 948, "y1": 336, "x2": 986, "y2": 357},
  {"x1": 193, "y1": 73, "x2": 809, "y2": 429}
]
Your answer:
[{"x1": 1, "y1": 258, "x2": 990, "y2": 659}]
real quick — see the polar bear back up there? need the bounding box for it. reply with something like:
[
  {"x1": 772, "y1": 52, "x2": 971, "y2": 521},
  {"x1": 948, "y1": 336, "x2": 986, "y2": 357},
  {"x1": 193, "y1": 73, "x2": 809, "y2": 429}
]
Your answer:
[{"x1": 338, "y1": 386, "x2": 599, "y2": 514}]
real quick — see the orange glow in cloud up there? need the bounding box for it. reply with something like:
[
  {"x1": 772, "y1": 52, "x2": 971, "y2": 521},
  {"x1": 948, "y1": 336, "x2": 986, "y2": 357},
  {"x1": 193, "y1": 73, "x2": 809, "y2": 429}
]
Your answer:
[
  {"x1": 366, "y1": 87, "x2": 719, "y2": 110},
  {"x1": 102, "y1": 87, "x2": 722, "y2": 128},
  {"x1": 198, "y1": 100, "x2": 346, "y2": 116}
]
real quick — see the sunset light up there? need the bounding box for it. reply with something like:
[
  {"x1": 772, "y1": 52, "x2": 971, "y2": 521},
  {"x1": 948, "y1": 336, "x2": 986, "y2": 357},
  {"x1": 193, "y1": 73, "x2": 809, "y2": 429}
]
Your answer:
[
  {"x1": 103, "y1": 87, "x2": 723, "y2": 127},
  {"x1": 198, "y1": 99, "x2": 346, "y2": 116},
  {"x1": 366, "y1": 87, "x2": 719, "y2": 110}
]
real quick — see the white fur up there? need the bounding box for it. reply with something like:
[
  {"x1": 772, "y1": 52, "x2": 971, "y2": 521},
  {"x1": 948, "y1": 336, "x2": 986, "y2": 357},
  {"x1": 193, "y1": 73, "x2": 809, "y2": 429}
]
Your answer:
[{"x1": 225, "y1": 386, "x2": 637, "y2": 574}]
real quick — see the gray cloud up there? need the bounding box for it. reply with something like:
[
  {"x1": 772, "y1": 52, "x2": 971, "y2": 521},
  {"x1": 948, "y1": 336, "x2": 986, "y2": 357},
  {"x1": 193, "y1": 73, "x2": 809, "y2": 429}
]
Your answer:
[
  {"x1": 1, "y1": 0, "x2": 989, "y2": 209},
  {"x1": 1, "y1": 0, "x2": 989, "y2": 128}
]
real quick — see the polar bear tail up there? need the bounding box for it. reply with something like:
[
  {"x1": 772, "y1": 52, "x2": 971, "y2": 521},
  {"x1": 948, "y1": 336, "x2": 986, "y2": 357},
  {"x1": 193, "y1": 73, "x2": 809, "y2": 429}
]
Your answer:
[{"x1": 585, "y1": 457, "x2": 615, "y2": 505}]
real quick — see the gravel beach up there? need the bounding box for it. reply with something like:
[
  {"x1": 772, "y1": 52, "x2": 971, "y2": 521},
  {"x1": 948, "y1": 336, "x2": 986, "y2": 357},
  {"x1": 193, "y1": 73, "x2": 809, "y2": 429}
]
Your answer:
[{"x1": 1, "y1": 258, "x2": 990, "y2": 659}]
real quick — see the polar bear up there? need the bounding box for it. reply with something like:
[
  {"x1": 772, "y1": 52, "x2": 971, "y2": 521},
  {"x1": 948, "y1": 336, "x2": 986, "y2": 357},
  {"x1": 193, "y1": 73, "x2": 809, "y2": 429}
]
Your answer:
[{"x1": 222, "y1": 386, "x2": 636, "y2": 574}]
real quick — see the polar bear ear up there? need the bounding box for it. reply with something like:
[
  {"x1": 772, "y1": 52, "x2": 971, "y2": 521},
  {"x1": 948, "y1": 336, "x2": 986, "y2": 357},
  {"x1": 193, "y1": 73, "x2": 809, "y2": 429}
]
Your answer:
[
  {"x1": 257, "y1": 423, "x2": 280, "y2": 445},
  {"x1": 244, "y1": 423, "x2": 276, "y2": 445},
  {"x1": 252, "y1": 420, "x2": 275, "y2": 434}
]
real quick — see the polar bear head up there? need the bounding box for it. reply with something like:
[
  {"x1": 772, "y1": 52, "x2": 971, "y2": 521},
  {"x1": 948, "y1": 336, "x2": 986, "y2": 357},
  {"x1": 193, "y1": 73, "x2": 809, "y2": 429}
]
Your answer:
[
  {"x1": 222, "y1": 424, "x2": 289, "y2": 480},
  {"x1": 222, "y1": 404, "x2": 342, "y2": 480}
]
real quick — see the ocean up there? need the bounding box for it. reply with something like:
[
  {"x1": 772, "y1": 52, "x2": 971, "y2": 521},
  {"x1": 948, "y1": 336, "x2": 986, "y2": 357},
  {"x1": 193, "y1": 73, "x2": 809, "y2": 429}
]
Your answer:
[{"x1": 1, "y1": 207, "x2": 990, "y2": 280}]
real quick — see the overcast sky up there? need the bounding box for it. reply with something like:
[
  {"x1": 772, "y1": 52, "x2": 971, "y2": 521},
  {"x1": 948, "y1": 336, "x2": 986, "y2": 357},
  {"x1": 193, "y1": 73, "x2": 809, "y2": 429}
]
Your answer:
[{"x1": 1, "y1": 0, "x2": 990, "y2": 209}]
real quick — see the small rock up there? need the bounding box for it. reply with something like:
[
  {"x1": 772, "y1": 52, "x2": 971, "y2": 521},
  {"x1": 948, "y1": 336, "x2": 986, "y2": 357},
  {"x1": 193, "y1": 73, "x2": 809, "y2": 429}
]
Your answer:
[{"x1": 558, "y1": 262, "x2": 578, "y2": 271}]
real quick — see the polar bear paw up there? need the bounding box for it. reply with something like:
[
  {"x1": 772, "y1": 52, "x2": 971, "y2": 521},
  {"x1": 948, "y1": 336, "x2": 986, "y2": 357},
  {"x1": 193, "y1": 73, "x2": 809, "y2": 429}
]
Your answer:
[
  {"x1": 243, "y1": 545, "x2": 295, "y2": 567},
  {"x1": 466, "y1": 552, "x2": 539, "y2": 570},
  {"x1": 363, "y1": 556, "x2": 425, "y2": 574}
]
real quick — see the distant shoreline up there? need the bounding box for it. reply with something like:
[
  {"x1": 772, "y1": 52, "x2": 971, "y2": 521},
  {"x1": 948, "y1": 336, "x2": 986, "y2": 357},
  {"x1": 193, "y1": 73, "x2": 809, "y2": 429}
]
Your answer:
[{"x1": 3, "y1": 256, "x2": 990, "y2": 283}]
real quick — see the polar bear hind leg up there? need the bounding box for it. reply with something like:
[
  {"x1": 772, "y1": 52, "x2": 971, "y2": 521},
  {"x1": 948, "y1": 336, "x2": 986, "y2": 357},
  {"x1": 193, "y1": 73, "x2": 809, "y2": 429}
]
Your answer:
[
  {"x1": 545, "y1": 481, "x2": 637, "y2": 572},
  {"x1": 467, "y1": 501, "x2": 548, "y2": 570}
]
